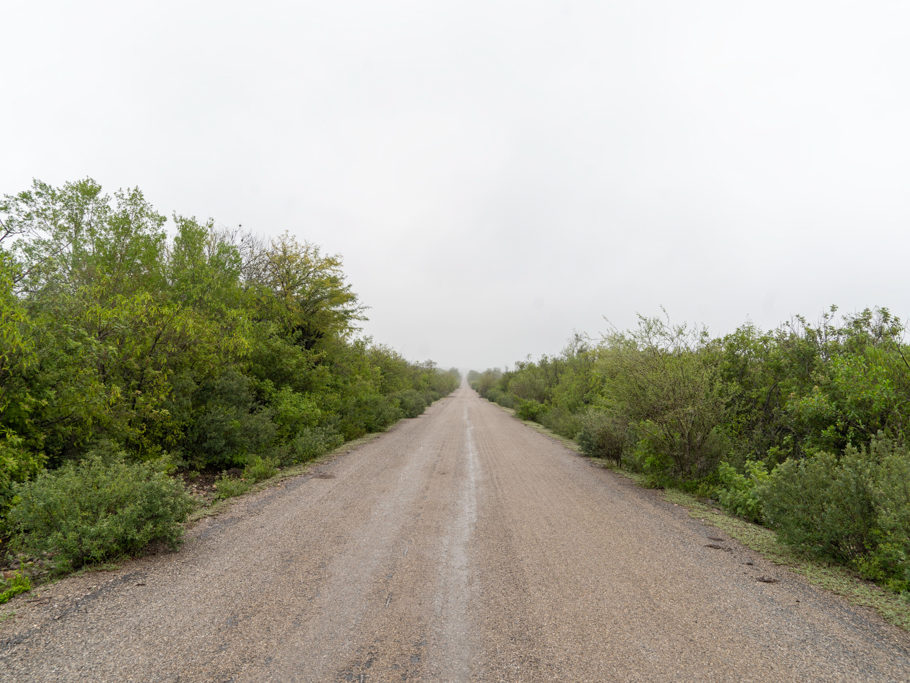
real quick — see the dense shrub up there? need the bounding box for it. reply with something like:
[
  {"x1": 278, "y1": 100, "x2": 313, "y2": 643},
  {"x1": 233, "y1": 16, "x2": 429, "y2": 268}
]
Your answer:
[
  {"x1": 483, "y1": 386, "x2": 515, "y2": 408},
  {"x1": 180, "y1": 370, "x2": 277, "y2": 470},
  {"x1": 274, "y1": 426, "x2": 343, "y2": 465},
  {"x1": 270, "y1": 387, "x2": 322, "y2": 439},
  {"x1": 538, "y1": 406, "x2": 582, "y2": 439},
  {"x1": 472, "y1": 306, "x2": 910, "y2": 591},
  {"x1": 0, "y1": 430, "x2": 44, "y2": 516},
  {"x1": 395, "y1": 389, "x2": 429, "y2": 418},
  {"x1": 516, "y1": 399, "x2": 546, "y2": 422},
  {"x1": 715, "y1": 460, "x2": 769, "y2": 523},
  {"x1": 576, "y1": 409, "x2": 628, "y2": 463},
  {"x1": 7, "y1": 456, "x2": 194, "y2": 574},
  {"x1": 607, "y1": 317, "x2": 728, "y2": 477},
  {"x1": 627, "y1": 422, "x2": 675, "y2": 485},
  {"x1": 214, "y1": 472, "x2": 250, "y2": 500},
  {"x1": 338, "y1": 393, "x2": 402, "y2": 439},
  {"x1": 760, "y1": 439, "x2": 910, "y2": 590},
  {"x1": 0, "y1": 177, "x2": 459, "y2": 578},
  {"x1": 0, "y1": 570, "x2": 30, "y2": 603},
  {"x1": 243, "y1": 455, "x2": 279, "y2": 483}
]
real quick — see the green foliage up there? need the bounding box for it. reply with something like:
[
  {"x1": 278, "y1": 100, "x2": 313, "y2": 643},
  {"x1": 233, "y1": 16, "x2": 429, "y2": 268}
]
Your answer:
[
  {"x1": 282, "y1": 427, "x2": 343, "y2": 465},
  {"x1": 716, "y1": 460, "x2": 769, "y2": 523},
  {"x1": 627, "y1": 422, "x2": 676, "y2": 486},
  {"x1": 270, "y1": 386, "x2": 322, "y2": 437},
  {"x1": 213, "y1": 473, "x2": 251, "y2": 500},
  {"x1": 538, "y1": 405, "x2": 581, "y2": 439},
  {"x1": 395, "y1": 389, "x2": 429, "y2": 418},
  {"x1": 0, "y1": 570, "x2": 30, "y2": 604},
  {"x1": 606, "y1": 314, "x2": 728, "y2": 478},
  {"x1": 247, "y1": 232, "x2": 364, "y2": 349},
  {"x1": 180, "y1": 370, "x2": 276, "y2": 470},
  {"x1": 516, "y1": 399, "x2": 546, "y2": 422},
  {"x1": 0, "y1": 430, "x2": 44, "y2": 517},
  {"x1": 243, "y1": 455, "x2": 279, "y2": 483},
  {"x1": 468, "y1": 368, "x2": 502, "y2": 397},
  {"x1": 7, "y1": 456, "x2": 193, "y2": 574},
  {"x1": 472, "y1": 306, "x2": 910, "y2": 593},
  {"x1": 0, "y1": 176, "x2": 459, "y2": 577},
  {"x1": 760, "y1": 439, "x2": 910, "y2": 590},
  {"x1": 487, "y1": 386, "x2": 516, "y2": 408},
  {"x1": 213, "y1": 455, "x2": 278, "y2": 500},
  {"x1": 0, "y1": 247, "x2": 30, "y2": 415},
  {"x1": 576, "y1": 408, "x2": 628, "y2": 464}
]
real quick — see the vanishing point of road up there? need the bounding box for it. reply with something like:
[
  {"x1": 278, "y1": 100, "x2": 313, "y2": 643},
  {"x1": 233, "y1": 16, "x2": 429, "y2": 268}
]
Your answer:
[{"x1": 2, "y1": 385, "x2": 909, "y2": 681}]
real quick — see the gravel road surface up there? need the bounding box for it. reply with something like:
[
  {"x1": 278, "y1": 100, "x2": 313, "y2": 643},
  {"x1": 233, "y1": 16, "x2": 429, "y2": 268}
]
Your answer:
[{"x1": 2, "y1": 385, "x2": 909, "y2": 681}]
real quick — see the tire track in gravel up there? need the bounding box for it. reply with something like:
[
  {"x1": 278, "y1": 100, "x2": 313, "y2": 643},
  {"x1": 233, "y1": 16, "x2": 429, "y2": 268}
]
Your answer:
[{"x1": 1, "y1": 384, "x2": 909, "y2": 681}]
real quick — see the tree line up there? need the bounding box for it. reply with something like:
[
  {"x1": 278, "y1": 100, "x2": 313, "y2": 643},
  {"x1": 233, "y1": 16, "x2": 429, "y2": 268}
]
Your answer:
[
  {"x1": 0, "y1": 178, "x2": 458, "y2": 585},
  {"x1": 470, "y1": 308, "x2": 910, "y2": 593}
]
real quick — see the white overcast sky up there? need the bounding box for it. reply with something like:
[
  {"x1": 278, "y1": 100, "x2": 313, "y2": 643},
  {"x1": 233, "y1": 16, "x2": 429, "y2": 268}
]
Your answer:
[{"x1": 2, "y1": 1, "x2": 909, "y2": 370}]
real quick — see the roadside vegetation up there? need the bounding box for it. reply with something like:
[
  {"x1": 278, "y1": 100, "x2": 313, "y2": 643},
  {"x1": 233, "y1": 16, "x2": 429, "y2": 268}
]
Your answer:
[
  {"x1": 470, "y1": 308, "x2": 910, "y2": 596},
  {"x1": 0, "y1": 178, "x2": 458, "y2": 593}
]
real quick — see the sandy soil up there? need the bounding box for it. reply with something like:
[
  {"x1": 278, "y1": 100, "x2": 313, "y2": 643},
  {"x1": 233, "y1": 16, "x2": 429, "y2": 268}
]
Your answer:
[{"x1": 1, "y1": 384, "x2": 908, "y2": 681}]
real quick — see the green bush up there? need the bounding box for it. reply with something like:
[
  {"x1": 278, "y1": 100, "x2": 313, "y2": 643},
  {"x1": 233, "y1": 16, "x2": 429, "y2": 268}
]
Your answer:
[
  {"x1": 854, "y1": 441, "x2": 910, "y2": 591},
  {"x1": 270, "y1": 387, "x2": 322, "y2": 439},
  {"x1": 760, "y1": 439, "x2": 910, "y2": 591},
  {"x1": 516, "y1": 399, "x2": 546, "y2": 422},
  {"x1": 337, "y1": 393, "x2": 402, "y2": 439},
  {"x1": 394, "y1": 389, "x2": 429, "y2": 418},
  {"x1": 213, "y1": 472, "x2": 251, "y2": 500},
  {"x1": 281, "y1": 427, "x2": 343, "y2": 465},
  {"x1": 0, "y1": 430, "x2": 44, "y2": 516},
  {"x1": 716, "y1": 460, "x2": 769, "y2": 523},
  {"x1": 181, "y1": 370, "x2": 277, "y2": 470},
  {"x1": 576, "y1": 409, "x2": 628, "y2": 463},
  {"x1": 7, "y1": 456, "x2": 194, "y2": 574},
  {"x1": 486, "y1": 387, "x2": 515, "y2": 409},
  {"x1": 0, "y1": 570, "x2": 31, "y2": 604},
  {"x1": 628, "y1": 422, "x2": 675, "y2": 486},
  {"x1": 539, "y1": 406, "x2": 582, "y2": 439},
  {"x1": 243, "y1": 455, "x2": 278, "y2": 483},
  {"x1": 761, "y1": 451, "x2": 861, "y2": 562}
]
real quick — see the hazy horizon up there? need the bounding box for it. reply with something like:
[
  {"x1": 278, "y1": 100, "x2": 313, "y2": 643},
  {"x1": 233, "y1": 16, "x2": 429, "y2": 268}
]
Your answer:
[{"x1": 3, "y1": 1, "x2": 908, "y2": 370}]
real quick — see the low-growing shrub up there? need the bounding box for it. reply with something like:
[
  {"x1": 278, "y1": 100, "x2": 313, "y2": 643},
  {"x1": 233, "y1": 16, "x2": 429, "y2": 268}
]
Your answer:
[
  {"x1": 213, "y1": 473, "x2": 251, "y2": 500},
  {"x1": 0, "y1": 430, "x2": 44, "y2": 517},
  {"x1": 516, "y1": 399, "x2": 546, "y2": 422},
  {"x1": 271, "y1": 387, "x2": 322, "y2": 439},
  {"x1": 0, "y1": 570, "x2": 31, "y2": 603},
  {"x1": 243, "y1": 455, "x2": 278, "y2": 483},
  {"x1": 715, "y1": 460, "x2": 769, "y2": 523},
  {"x1": 576, "y1": 409, "x2": 628, "y2": 464},
  {"x1": 338, "y1": 393, "x2": 402, "y2": 439},
  {"x1": 539, "y1": 406, "x2": 581, "y2": 439},
  {"x1": 628, "y1": 421, "x2": 675, "y2": 485},
  {"x1": 485, "y1": 387, "x2": 515, "y2": 409},
  {"x1": 284, "y1": 427, "x2": 344, "y2": 465},
  {"x1": 760, "y1": 438, "x2": 910, "y2": 591},
  {"x1": 7, "y1": 456, "x2": 194, "y2": 574},
  {"x1": 395, "y1": 389, "x2": 428, "y2": 418}
]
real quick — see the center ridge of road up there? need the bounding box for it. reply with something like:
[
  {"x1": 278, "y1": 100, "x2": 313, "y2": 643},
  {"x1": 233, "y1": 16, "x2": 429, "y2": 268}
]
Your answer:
[{"x1": 2, "y1": 384, "x2": 909, "y2": 681}]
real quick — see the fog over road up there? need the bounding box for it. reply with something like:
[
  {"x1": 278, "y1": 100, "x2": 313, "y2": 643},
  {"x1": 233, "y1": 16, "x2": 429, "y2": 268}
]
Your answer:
[{"x1": 2, "y1": 385, "x2": 909, "y2": 681}]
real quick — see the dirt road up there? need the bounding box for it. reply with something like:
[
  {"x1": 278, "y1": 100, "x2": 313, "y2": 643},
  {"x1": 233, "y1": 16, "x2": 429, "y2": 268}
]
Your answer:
[{"x1": 2, "y1": 385, "x2": 909, "y2": 681}]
